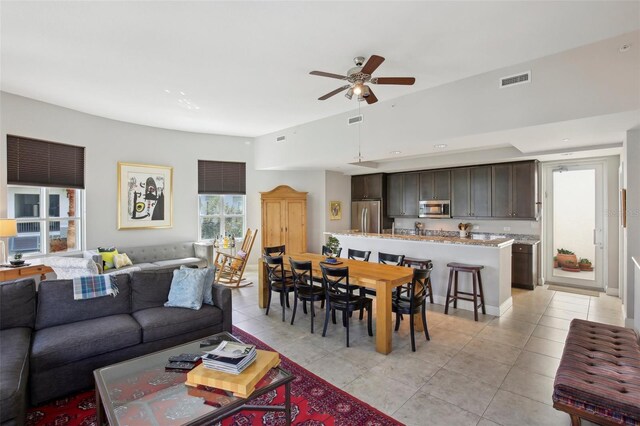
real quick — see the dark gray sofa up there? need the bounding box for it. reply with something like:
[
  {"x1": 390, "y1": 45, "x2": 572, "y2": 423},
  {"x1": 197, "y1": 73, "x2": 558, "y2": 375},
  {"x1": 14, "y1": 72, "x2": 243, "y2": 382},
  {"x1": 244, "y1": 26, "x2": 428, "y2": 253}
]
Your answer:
[
  {"x1": 0, "y1": 268, "x2": 231, "y2": 418},
  {"x1": 0, "y1": 279, "x2": 36, "y2": 426}
]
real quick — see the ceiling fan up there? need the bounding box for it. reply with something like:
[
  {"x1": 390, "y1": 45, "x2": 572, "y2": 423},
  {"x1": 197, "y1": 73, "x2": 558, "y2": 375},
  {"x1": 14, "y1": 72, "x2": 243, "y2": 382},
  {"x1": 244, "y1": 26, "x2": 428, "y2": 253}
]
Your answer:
[{"x1": 310, "y1": 55, "x2": 415, "y2": 104}]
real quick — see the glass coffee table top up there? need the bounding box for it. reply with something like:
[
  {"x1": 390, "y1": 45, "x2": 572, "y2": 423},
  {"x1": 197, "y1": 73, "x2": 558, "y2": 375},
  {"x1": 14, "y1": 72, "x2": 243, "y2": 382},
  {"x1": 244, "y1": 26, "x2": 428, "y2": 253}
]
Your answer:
[{"x1": 94, "y1": 332, "x2": 292, "y2": 425}]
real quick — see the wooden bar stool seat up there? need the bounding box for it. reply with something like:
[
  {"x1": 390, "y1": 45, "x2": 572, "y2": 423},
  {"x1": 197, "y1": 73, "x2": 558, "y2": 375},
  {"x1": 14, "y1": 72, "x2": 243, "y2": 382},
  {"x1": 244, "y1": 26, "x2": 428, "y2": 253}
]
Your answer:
[
  {"x1": 444, "y1": 262, "x2": 486, "y2": 321},
  {"x1": 402, "y1": 257, "x2": 434, "y2": 304}
]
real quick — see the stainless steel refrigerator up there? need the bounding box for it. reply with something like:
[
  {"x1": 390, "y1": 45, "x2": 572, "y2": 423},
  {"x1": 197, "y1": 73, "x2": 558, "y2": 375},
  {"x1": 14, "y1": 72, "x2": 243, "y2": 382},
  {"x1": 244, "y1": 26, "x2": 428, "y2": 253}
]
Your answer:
[{"x1": 351, "y1": 200, "x2": 381, "y2": 234}]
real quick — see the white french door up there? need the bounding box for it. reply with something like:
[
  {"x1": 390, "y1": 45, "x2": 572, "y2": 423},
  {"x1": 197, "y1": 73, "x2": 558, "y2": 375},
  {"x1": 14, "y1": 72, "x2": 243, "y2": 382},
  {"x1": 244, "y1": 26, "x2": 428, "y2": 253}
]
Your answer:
[{"x1": 543, "y1": 161, "x2": 605, "y2": 290}]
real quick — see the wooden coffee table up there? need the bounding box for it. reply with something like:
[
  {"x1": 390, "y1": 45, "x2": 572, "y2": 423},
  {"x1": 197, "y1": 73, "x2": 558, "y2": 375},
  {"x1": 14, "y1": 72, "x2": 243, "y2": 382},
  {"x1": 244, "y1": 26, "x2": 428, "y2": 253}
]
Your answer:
[{"x1": 94, "y1": 332, "x2": 294, "y2": 425}]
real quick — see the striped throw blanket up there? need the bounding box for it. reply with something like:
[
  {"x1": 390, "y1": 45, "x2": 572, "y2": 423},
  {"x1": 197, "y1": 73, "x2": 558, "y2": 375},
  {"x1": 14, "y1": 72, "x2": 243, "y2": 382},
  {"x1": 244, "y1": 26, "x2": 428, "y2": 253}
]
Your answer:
[{"x1": 73, "y1": 275, "x2": 119, "y2": 300}]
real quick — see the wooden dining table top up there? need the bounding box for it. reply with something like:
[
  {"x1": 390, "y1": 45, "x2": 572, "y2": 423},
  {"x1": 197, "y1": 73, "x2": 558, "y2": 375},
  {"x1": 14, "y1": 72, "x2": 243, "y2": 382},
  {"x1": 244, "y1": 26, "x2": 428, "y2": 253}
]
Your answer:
[{"x1": 285, "y1": 252, "x2": 413, "y2": 288}]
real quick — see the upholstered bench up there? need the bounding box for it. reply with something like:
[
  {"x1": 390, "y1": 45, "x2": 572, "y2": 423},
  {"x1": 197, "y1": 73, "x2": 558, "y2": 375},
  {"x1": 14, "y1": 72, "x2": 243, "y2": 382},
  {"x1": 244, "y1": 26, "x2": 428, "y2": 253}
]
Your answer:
[{"x1": 553, "y1": 319, "x2": 640, "y2": 426}]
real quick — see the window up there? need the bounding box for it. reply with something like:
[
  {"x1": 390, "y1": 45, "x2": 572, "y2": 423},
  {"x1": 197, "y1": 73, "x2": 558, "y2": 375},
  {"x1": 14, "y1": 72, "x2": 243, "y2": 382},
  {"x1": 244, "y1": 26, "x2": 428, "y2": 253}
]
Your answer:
[
  {"x1": 198, "y1": 194, "x2": 246, "y2": 240},
  {"x1": 197, "y1": 160, "x2": 246, "y2": 242},
  {"x1": 7, "y1": 187, "x2": 84, "y2": 256},
  {"x1": 6, "y1": 135, "x2": 85, "y2": 256}
]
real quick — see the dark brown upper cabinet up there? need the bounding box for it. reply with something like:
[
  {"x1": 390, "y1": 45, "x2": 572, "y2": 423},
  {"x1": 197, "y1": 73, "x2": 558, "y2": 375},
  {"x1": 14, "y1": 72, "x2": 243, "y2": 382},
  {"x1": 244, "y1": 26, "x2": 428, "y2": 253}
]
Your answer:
[
  {"x1": 351, "y1": 173, "x2": 385, "y2": 200},
  {"x1": 387, "y1": 173, "x2": 419, "y2": 217},
  {"x1": 491, "y1": 161, "x2": 537, "y2": 219},
  {"x1": 451, "y1": 166, "x2": 492, "y2": 218},
  {"x1": 419, "y1": 170, "x2": 450, "y2": 200}
]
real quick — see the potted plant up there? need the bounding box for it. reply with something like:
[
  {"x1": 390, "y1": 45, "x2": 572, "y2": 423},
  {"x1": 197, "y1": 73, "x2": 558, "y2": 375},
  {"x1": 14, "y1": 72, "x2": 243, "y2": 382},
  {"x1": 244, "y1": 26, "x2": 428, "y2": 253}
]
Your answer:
[
  {"x1": 562, "y1": 260, "x2": 580, "y2": 272},
  {"x1": 553, "y1": 256, "x2": 559, "y2": 268},
  {"x1": 579, "y1": 258, "x2": 593, "y2": 271},
  {"x1": 556, "y1": 248, "x2": 578, "y2": 268},
  {"x1": 325, "y1": 236, "x2": 340, "y2": 258},
  {"x1": 10, "y1": 252, "x2": 24, "y2": 266}
]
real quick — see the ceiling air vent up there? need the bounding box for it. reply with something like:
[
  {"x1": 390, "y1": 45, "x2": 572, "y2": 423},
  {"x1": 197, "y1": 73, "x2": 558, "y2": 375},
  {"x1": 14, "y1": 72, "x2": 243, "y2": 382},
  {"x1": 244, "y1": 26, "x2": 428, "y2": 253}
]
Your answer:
[
  {"x1": 348, "y1": 114, "x2": 364, "y2": 126},
  {"x1": 499, "y1": 71, "x2": 531, "y2": 88},
  {"x1": 276, "y1": 135, "x2": 286, "y2": 142}
]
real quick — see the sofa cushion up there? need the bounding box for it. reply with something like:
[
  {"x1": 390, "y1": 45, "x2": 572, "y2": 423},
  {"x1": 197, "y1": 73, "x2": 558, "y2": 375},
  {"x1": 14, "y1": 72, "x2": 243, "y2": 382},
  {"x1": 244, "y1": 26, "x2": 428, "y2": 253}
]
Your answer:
[
  {"x1": 0, "y1": 327, "x2": 31, "y2": 424},
  {"x1": 0, "y1": 279, "x2": 36, "y2": 330},
  {"x1": 31, "y1": 314, "x2": 141, "y2": 372},
  {"x1": 131, "y1": 270, "x2": 174, "y2": 311},
  {"x1": 132, "y1": 305, "x2": 223, "y2": 343},
  {"x1": 35, "y1": 274, "x2": 131, "y2": 330},
  {"x1": 153, "y1": 257, "x2": 207, "y2": 269}
]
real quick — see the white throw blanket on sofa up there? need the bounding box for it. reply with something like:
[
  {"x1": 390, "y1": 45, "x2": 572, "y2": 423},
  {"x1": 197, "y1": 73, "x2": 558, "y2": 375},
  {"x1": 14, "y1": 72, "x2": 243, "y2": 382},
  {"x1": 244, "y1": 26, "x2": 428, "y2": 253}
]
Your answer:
[{"x1": 44, "y1": 257, "x2": 100, "y2": 279}]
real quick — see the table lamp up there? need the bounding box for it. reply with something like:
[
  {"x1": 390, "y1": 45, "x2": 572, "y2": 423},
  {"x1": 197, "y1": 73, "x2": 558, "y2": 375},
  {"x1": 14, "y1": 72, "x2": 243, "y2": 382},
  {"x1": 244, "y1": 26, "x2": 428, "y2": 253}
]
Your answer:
[{"x1": 0, "y1": 219, "x2": 18, "y2": 265}]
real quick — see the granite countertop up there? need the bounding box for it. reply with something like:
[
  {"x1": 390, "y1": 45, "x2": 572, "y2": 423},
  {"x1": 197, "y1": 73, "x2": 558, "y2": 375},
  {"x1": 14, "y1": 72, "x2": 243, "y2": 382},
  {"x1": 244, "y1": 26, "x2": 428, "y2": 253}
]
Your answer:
[{"x1": 331, "y1": 231, "x2": 515, "y2": 248}]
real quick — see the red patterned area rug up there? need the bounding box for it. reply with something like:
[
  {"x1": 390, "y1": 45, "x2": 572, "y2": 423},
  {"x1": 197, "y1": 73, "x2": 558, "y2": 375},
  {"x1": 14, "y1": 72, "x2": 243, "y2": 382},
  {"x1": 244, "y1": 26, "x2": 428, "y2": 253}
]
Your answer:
[{"x1": 26, "y1": 326, "x2": 402, "y2": 426}]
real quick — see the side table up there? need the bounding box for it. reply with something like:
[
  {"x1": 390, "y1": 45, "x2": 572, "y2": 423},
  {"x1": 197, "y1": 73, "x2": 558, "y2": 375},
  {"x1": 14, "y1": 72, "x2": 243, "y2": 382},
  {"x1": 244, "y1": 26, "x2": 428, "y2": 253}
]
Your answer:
[{"x1": 0, "y1": 263, "x2": 53, "y2": 282}]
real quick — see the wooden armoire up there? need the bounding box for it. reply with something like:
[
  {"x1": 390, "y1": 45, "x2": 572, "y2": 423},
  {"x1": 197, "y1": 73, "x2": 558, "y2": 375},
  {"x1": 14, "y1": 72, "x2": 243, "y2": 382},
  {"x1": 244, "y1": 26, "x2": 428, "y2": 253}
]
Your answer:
[{"x1": 260, "y1": 185, "x2": 307, "y2": 254}]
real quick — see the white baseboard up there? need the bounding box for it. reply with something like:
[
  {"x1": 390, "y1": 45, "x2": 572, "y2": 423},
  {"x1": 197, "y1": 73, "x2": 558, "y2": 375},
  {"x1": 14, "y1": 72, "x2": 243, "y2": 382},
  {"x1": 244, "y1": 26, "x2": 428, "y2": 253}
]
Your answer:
[
  {"x1": 606, "y1": 288, "x2": 619, "y2": 296},
  {"x1": 432, "y1": 295, "x2": 512, "y2": 317}
]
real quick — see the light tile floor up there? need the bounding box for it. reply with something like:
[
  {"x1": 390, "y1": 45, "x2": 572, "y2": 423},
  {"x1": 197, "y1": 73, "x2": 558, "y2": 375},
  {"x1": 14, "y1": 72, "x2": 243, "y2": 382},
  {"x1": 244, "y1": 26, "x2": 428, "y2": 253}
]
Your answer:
[{"x1": 232, "y1": 272, "x2": 625, "y2": 426}]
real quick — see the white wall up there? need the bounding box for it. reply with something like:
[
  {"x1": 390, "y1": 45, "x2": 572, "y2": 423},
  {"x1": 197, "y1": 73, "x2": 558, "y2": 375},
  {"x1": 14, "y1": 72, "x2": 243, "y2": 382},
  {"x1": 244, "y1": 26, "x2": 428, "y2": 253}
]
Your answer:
[
  {"x1": 324, "y1": 171, "x2": 351, "y2": 235},
  {"x1": 622, "y1": 129, "x2": 640, "y2": 330},
  {"x1": 0, "y1": 92, "x2": 255, "y2": 249}
]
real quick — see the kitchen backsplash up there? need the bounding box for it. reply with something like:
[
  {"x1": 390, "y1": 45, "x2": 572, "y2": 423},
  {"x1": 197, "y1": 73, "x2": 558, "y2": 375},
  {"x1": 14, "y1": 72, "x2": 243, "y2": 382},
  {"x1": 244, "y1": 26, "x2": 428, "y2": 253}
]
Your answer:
[{"x1": 394, "y1": 218, "x2": 541, "y2": 236}]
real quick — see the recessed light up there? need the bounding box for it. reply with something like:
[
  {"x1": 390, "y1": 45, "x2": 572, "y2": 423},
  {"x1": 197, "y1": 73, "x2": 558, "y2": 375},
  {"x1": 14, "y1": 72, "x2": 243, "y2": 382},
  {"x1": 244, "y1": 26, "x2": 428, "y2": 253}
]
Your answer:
[
  {"x1": 164, "y1": 89, "x2": 171, "y2": 93},
  {"x1": 562, "y1": 138, "x2": 570, "y2": 142},
  {"x1": 434, "y1": 144, "x2": 447, "y2": 149},
  {"x1": 620, "y1": 44, "x2": 632, "y2": 53},
  {"x1": 390, "y1": 151, "x2": 402, "y2": 155}
]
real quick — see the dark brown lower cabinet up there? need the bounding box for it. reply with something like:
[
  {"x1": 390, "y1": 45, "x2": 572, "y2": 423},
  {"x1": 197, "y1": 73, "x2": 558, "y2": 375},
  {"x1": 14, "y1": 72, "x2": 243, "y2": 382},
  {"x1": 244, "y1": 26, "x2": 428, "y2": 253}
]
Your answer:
[{"x1": 512, "y1": 243, "x2": 538, "y2": 290}]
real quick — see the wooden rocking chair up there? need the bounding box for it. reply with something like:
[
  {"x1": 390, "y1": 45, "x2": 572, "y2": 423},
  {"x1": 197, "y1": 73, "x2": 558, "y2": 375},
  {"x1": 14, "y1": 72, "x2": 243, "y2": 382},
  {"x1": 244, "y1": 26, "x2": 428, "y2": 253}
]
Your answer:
[{"x1": 213, "y1": 229, "x2": 257, "y2": 288}]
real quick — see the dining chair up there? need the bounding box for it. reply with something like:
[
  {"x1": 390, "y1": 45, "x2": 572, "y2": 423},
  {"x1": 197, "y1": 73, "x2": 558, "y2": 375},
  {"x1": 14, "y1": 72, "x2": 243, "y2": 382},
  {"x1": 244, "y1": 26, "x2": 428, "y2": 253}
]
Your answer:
[
  {"x1": 263, "y1": 245, "x2": 286, "y2": 256},
  {"x1": 320, "y1": 265, "x2": 372, "y2": 347},
  {"x1": 347, "y1": 249, "x2": 371, "y2": 262},
  {"x1": 289, "y1": 258, "x2": 325, "y2": 333},
  {"x1": 393, "y1": 268, "x2": 431, "y2": 351},
  {"x1": 321, "y1": 245, "x2": 342, "y2": 258},
  {"x1": 263, "y1": 255, "x2": 294, "y2": 321}
]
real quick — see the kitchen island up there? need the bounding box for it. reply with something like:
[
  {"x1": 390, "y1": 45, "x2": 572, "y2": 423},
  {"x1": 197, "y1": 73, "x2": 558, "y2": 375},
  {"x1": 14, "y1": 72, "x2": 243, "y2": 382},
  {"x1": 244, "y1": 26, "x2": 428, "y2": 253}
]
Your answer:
[{"x1": 329, "y1": 231, "x2": 515, "y2": 316}]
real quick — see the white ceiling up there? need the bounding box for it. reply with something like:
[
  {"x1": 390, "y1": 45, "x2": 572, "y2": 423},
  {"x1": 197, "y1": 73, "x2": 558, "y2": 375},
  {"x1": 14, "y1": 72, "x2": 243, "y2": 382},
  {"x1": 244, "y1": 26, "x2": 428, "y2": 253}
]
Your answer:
[{"x1": 1, "y1": 1, "x2": 639, "y2": 139}]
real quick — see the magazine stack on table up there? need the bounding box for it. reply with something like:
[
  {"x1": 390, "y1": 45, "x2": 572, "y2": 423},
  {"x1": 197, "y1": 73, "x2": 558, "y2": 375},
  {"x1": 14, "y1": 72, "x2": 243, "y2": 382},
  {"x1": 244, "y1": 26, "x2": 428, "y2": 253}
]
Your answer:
[{"x1": 201, "y1": 341, "x2": 257, "y2": 375}]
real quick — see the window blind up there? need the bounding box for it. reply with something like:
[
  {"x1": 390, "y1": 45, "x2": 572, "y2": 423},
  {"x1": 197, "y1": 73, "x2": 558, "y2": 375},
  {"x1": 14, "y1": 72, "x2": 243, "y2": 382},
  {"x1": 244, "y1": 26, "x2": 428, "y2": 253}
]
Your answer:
[
  {"x1": 198, "y1": 160, "x2": 246, "y2": 194},
  {"x1": 7, "y1": 135, "x2": 85, "y2": 189}
]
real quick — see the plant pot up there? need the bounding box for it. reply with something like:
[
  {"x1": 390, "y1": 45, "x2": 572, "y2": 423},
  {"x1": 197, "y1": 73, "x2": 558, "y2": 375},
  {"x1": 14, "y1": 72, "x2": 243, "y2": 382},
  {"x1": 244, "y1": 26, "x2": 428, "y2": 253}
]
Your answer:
[
  {"x1": 561, "y1": 266, "x2": 581, "y2": 272},
  {"x1": 553, "y1": 261, "x2": 559, "y2": 268},
  {"x1": 556, "y1": 254, "x2": 577, "y2": 268},
  {"x1": 579, "y1": 264, "x2": 593, "y2": 271}
]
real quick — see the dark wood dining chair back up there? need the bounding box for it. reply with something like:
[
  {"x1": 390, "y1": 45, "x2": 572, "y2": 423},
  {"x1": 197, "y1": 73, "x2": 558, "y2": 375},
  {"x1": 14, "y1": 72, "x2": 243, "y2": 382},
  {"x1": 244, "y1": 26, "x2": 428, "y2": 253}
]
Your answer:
[
  {"x1": 393, "y1": 267, "x2": 431, "y2": 351},
  {"x1": 321, "y1": 245, "x2": 342, "y2": 257},
  {"x1": 264, "y1": 245, "x2": 286, "y2": 257},
  {"x1": 289, "y1": 258, "x2": 325, "y2": 333},
  {"x1": 378, "y1": 252, "x2": 405, "y2": 266},
  {"x1": 347, "y1": 249, "x2": 371, "y2": 262},
  {"x1": 263, "y1": 255, "x2": 294, "y2": 322},
  {"x1": 320, "y1": 264, "x2": 373, "y2": 347}
]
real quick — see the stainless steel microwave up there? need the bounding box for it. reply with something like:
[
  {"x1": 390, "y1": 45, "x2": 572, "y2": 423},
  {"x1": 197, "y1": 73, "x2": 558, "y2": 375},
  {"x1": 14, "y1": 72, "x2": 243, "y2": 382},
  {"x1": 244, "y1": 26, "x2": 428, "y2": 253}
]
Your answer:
[{"x1": 419, "y1": 200, "x2": 451, "y2": 218}]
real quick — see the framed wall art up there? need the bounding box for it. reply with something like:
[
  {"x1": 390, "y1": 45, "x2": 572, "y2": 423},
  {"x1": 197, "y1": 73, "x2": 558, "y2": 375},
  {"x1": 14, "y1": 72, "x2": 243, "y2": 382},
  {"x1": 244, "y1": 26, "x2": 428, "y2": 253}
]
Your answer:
[
  {"x1": 329, "y1": 201, "x2": 342, "y2": 220},
  {"x1": 117, "y1": 162, "x2": 173, "y2": 230}
]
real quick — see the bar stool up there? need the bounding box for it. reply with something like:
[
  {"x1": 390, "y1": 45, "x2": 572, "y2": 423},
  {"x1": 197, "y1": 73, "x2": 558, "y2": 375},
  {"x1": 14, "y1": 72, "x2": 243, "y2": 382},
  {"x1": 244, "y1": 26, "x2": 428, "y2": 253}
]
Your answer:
[
  {"x1": 444, "y1": 262, "x2": 486, "y2": 321},
  {"x1": 402, "y1": 257, "x2": 434, "y2": 304}
]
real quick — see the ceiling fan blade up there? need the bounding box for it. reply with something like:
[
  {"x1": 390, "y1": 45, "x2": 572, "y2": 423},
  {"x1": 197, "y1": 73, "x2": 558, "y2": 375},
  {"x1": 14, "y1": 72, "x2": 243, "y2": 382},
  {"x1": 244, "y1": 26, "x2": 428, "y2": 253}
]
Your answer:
[
  {"x1": 318, "y1": 85, "x2": 350, "y2": 100},
  {"x1": 361, "y1": 55, "x2": 385, "y2": 75},
  {"x1": 371, "y1": 77, "x2": 416, "y2": 85},
  {"x1": 310, "y1": 71, "x2": 347, "y2": 80},
  {"x1": 365, "y1": 88, "x2": 378, "y2": 104}
]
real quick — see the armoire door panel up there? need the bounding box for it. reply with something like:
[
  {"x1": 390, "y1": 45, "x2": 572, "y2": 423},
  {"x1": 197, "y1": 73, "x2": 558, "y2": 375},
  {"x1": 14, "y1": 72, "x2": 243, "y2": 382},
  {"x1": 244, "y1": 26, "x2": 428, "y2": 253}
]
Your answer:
[
  {"x1": 285, "y1": 201, "x2": 306, "y2": 254},
  {"x1": 263, "y1": 200, "x2": 284, "y2": 248}
]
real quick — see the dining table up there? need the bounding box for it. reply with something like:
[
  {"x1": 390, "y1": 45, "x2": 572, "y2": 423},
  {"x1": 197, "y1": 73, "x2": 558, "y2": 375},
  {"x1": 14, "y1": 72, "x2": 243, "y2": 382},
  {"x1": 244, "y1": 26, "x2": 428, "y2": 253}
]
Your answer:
[{"x1": 257, "y1": 252, "x2": 415, "y2": 355}]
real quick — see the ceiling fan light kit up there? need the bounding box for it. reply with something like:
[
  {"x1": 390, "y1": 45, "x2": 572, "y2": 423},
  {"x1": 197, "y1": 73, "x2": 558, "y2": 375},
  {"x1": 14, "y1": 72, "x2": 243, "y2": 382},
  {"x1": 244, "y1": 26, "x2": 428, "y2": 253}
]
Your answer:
[{"x1": 310, "y1": 55, "x2": 415, "y2": 104}]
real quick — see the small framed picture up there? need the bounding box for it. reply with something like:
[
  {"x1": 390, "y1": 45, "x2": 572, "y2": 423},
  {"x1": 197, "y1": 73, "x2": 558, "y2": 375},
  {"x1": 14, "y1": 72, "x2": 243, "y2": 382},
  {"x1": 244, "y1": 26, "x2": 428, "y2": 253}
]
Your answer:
[
  {"x1": 329, "y1": 201, "x2": 342, "y2": 220},
  {"x1": 117, "y1": 162, "x2": 173, "y2": 230}
]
